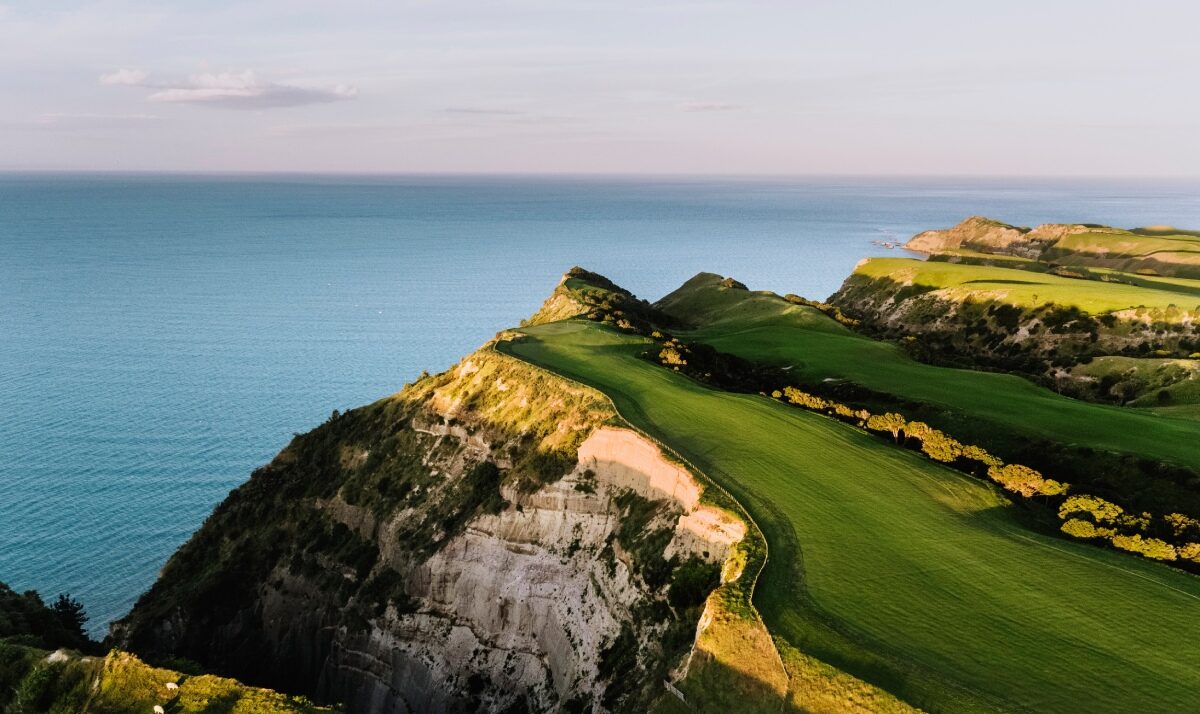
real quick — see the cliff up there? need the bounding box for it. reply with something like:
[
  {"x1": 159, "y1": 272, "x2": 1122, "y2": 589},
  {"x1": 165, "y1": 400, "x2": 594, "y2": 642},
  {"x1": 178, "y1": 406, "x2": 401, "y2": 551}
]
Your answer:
[
  {"x1": 114, "y1": 272, "x2": 753, "y2": 713},
  {"x1": 905, "y1": 216, "x2": 1200, "y2": 279},
  {"x1": 830, "y1": 255, "x2": 1200, "y2": 382}
]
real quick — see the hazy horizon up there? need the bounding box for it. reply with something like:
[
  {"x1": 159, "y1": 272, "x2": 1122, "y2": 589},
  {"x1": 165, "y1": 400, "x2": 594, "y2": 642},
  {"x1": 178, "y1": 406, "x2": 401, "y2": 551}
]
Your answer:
[{"x1": 2, "y1": 1, "x2": 1199, "y2": 175}]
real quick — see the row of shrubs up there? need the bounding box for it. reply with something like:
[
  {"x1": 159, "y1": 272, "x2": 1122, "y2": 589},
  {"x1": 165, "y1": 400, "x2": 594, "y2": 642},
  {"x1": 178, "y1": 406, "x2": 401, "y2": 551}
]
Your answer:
[{"x1": 772, "y1": 385, "x2": 1200, "y2": 567}]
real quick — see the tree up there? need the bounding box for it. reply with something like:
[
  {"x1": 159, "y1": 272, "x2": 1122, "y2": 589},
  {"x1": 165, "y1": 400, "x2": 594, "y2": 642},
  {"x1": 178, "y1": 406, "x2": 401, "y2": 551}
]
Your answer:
[
  {"x1": 1038, "y1": 479, "x2": 1069, "y2": 497},
  {"x1": 1061, "y1": 519, "x2": 1100, "y2": 539},
  {"x1": 987, "y1": 463, "x2": 1047, "y2": 498},
  {"x1": 1111, "y1": 534, "x2": 1177, "y2": 561},
  {"x1": 50, "y1": 594, "x2": 87, "y2": 641},
  {"x1": 919, "y1": 430, "x2": 963, "y2": 463},
  {"x1": 1058, "y1": 494, "x2": 1123, "y2": 524},
  {"x1": 1165, "y1": 512, "x2": 1200, "y2": 539},
  {"x1": 866, "y1": 412, "x2": 906, "y2": 442},
  {"x1": 902, "y1": 421, "x2": 933, "y2": 443},
  {"x1": 783, "y1": 387, "x2": 826, "y2": 410},
  {"x1": 960, "y1": 444, "x2": 1001, "y2": 468}
]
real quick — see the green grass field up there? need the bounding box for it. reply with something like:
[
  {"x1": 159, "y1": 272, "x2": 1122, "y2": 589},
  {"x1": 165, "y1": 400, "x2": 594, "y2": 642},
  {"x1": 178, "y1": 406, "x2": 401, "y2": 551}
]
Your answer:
[
  {"x1": 656, "y1": 274, "x2": 1200, "y2": 473},
  {"x1": 1053, "y1": 230, "x2": 1200, "y2": 265},
  {"x1": 853, "y1": 258, "x2": 1200, "y2": 313},
  {"x1": 1069, "y1": 355, "x2": 1200, "y2": 406},
  {"x1": 500, "y1": 321, "x2": 1200, "y2": 713},
  {"x1": 1088, "y1": 267, "x2": 1200, "y2": 299}
]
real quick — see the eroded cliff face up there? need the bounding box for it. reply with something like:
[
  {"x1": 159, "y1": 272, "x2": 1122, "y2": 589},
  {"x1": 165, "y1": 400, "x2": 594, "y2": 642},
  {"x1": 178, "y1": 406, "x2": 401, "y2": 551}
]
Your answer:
[{"x1": 115, "y1": 345, "x2": 746, "y2": 713}]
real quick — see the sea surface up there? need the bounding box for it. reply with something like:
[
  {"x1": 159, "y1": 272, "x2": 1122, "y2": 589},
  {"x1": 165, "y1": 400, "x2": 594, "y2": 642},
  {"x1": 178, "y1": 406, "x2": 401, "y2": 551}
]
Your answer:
[{"x1": 3, "y1": 173, "x2": 1199, "y2": 636}]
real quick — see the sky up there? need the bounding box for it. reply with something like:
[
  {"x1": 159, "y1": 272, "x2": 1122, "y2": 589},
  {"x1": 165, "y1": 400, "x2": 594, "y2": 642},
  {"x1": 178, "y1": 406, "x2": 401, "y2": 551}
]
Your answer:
[{"x1": 1, "y1": 0, "x2": 1198, "y2": 175}]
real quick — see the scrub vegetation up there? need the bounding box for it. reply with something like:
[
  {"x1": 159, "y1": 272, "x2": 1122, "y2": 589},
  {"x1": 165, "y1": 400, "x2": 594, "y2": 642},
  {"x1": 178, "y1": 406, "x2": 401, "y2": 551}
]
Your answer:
[{"x1": 0, "y1": 647, "x2": 330, "y2": 713}]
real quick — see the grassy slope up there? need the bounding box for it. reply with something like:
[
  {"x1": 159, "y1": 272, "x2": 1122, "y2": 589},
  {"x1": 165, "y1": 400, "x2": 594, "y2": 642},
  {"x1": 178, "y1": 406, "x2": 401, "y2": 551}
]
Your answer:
[
  {"x1": 1053, "y1": 231, "x2": 1200, "y2": 266},
  {"x1": 854, "y1": 257, "x2": 1200, "y2": 312},
  {"x1": 500, "y1": 321, "x2": 1200, "y2": 713},
  {"x1": 0, "y1": 646, "x2": 329, "y2": 713},
  {"x1": 655, "y1": 275, "x2": 1200, "y2": 473},
  {"x1": 1089, "y1": 267, "x2": 1200, "y2": 300},
  {"x1": 1069, "y1": 355, "x2": 1200, "y2": 406}
]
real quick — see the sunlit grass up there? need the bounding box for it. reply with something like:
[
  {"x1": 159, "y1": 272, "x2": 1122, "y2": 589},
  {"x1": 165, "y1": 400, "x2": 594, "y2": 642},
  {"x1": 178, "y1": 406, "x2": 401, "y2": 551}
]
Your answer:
[{"x1": 502, "y1": 320, "x2": 1200, "y2": 713}]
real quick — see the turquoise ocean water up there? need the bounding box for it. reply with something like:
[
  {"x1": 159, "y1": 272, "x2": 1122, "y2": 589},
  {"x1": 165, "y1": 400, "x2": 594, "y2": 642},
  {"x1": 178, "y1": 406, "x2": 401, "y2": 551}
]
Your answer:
[{"x1": 2, "y1": 174, "x2": 1198, "y2": 635}]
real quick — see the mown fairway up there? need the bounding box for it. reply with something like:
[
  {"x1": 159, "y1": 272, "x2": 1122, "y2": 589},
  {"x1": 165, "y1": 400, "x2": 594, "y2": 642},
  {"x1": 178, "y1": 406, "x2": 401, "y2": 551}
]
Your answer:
[
  {"x1": 657, "y1": 275, "x2": 1200, "y2": 472},
  {"x1": 853, "y1": 257, "x2": 1200, "y2": 312},
  {"x1": 502, "y1": 321, "x2": 1200, "y2": 713}
]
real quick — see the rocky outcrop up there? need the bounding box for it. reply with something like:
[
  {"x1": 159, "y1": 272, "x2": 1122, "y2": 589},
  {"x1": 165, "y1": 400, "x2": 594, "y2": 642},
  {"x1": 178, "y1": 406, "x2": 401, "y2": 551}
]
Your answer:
[
  {"x1": 906, "y1": 216, "x2": 1036, "y2": 256},
  {"x1": 115, "y1": 339, "x2": 750, "y2": 713},
  {"x1": 904, "y1": 216, "x2": 1121, "y2": 259}
]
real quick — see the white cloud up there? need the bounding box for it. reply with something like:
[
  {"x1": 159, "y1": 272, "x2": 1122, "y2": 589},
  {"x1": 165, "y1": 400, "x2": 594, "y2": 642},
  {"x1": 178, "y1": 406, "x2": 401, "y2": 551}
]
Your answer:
[
  {"x1": 99, "y1": 68, "x2": 148, "y2": 86},
  {"x1": 99, "y1": 69, "x2": 357, "y2": 109}
]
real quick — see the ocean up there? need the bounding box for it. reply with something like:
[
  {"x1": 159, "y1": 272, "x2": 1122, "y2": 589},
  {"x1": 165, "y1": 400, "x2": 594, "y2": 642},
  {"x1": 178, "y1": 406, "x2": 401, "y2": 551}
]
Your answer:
[{"x1": 3, "y1": 173, "x2": 1198, "y2": 636}]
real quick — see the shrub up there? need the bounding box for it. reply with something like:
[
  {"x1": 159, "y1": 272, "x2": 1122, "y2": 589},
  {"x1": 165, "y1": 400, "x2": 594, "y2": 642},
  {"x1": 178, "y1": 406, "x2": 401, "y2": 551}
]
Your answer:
[
  {"x1": 1111, "y1": 534, "x2": 1177, "y2": 561},
  {"x1": 783, "y1": 387, "x2": 826, "y2": 410},
  {"x1": 1058, "y1": 494, "x2": 1123, "y2": 523},
  {"x1": 960, "y1": 444, "x2": 1002, "y2": 468},
  {"x1": 919, "y1": 430, "x2": 963, "y2": 463},
  {"x1": 903, "y1": 421, "x2": 933, "y2": 442},
  {"x1": 1164, "y1": 513, "x2": 1200, "y2": 539},
  {"x1": 667, "y1": 557, "x2": 721, "y2": 611},
  {"x1": 988, "y1": 463, "x2": 1047, "y2": 497},
  {"x1": 1038, "y1": 479, "x2": 1069, "y2": 497},
  {"x1": 1061, "y1": 519, "x2": 1100, "y2": 539},
  {"x1": 865, "y1": 412, "x2": 906, "y2": 441}
]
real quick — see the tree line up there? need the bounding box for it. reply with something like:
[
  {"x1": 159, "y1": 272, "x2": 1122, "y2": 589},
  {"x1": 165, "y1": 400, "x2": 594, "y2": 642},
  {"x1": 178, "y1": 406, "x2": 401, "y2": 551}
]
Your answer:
[{"x1": 772, "y1": 385, "x2": 1199, "y2": 567}]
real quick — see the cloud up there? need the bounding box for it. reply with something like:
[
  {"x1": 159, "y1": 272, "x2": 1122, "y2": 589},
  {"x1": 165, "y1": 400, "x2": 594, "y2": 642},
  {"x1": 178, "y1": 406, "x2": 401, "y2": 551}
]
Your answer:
[
  {"x1": 99, "y1": 68, "x2": 148, "y2": 86},
  {"x1": 680, "y1": 101, "x2": 739, "y2": 112},
  {"x1": 99, "y1": 69, "x2": 357, "y2": 109}
]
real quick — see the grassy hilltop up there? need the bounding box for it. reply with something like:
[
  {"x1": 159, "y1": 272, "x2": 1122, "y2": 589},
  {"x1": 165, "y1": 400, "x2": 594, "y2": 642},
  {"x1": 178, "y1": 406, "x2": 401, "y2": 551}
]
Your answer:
[
  {"x1": 496, "y1": 267, "x2": 1200, "y2": 712},
  {"x1": 826, "y1": 218, "x2": 1200, "y2": 409},
  {"x1": 906, "y1": 215, "x2": 1200, "y2": 279},
  {"x1": 851, "y1": 257, "x2": 1200, "y2": 314},
  {"x1": 655, "y1": 273, "x2": 1200, "y2": 511}
]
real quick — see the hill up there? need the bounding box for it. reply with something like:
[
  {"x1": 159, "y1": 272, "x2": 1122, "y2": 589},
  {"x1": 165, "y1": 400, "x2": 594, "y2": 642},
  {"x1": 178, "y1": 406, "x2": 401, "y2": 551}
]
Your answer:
[
  {"x1": 906, "y1": 216, "x2": 1200, "y2": 279},
  {"x1": 107, "y1": 265, "x2": 1200, "y2": 713},
  {"x1": 829, "y1": 255, "x2": 1200, "y2": 386},
  {"x1": 114, "y1": 273, "x2": 773, "y2": 713},
  {"x1": 499, "y1": 317, "x2": 1200, "y2": 712},
  {"x1": 654, "y1": 273, "x2": 1200, "y2": 519}
]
